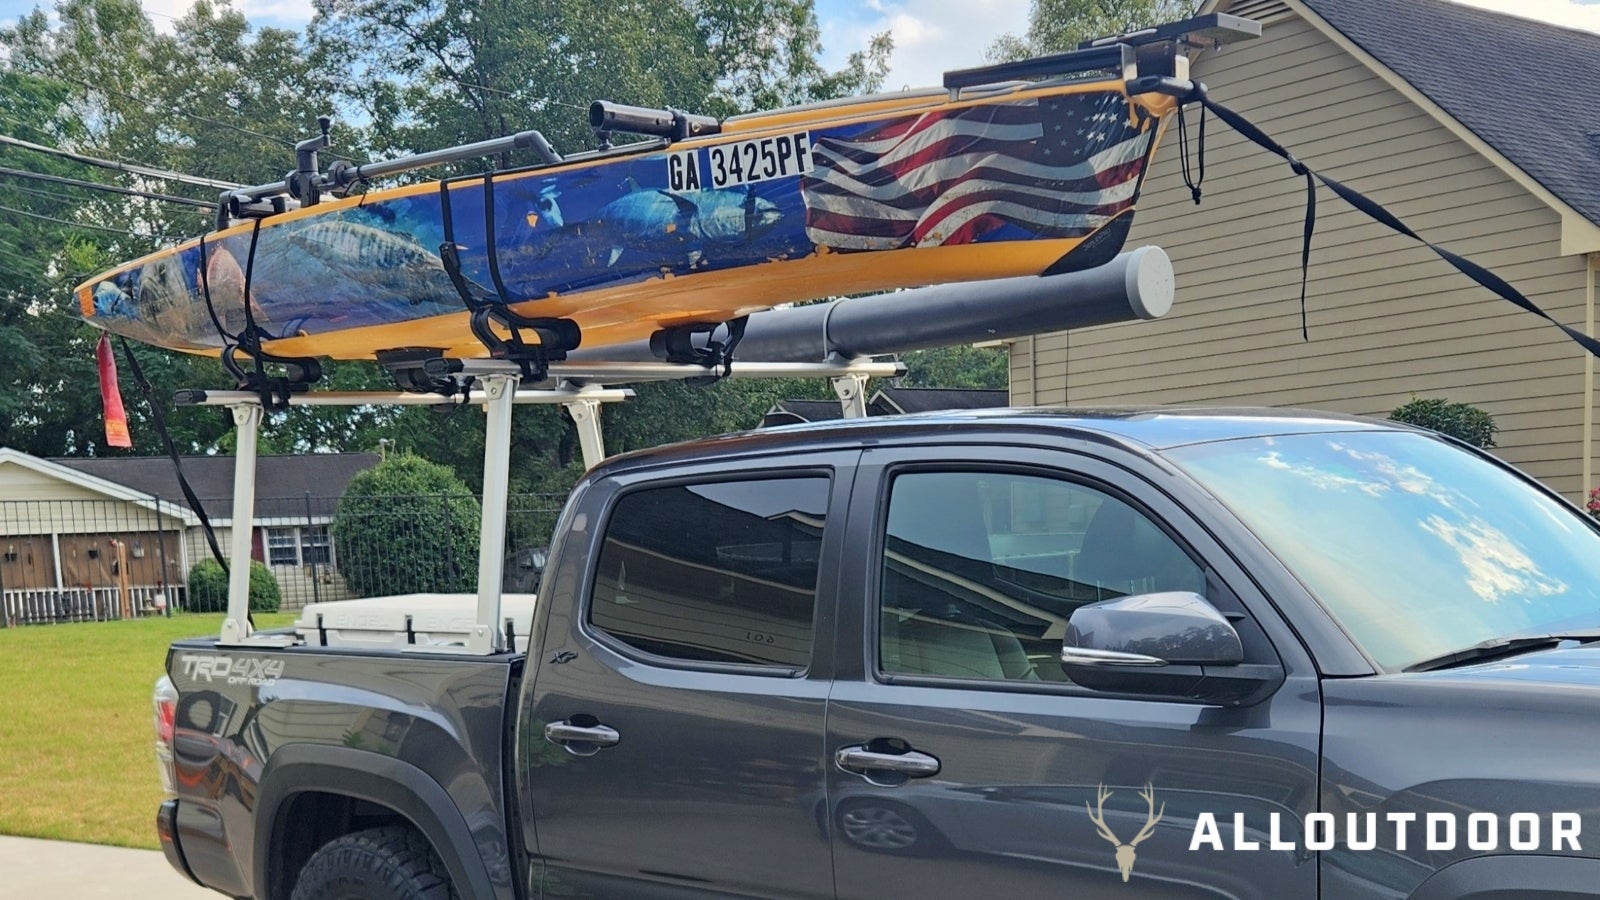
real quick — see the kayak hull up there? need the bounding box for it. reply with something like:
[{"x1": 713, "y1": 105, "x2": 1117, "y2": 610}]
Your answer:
[{"x1": 77, "y1": 81, "x2": 1176, "y2": 360}]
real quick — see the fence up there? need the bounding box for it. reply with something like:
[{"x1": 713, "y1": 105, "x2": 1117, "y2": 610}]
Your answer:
[{"x1": 0, "y1": 492, "x2": 567, "y2": 626}]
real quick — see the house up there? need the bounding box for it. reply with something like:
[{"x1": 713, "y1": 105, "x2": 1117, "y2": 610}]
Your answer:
[
  {"x1": 761, "y1": 387, "x2": 1009, "y2": 427},
  {"x1": 0, "y1": 448, "x2": 377, "y2": 621},
  {"x1": 1007, "y1": 0, "x2": 1600, "y2": 500}
]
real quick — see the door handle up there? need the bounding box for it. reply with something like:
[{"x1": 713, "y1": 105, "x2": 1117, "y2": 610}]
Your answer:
[
  {"x1": 836, "y1": 745, "x2": 941, "y2": 778},
  {"x1": 544, "y1": 720, "x2": 620, "y2": 757}
]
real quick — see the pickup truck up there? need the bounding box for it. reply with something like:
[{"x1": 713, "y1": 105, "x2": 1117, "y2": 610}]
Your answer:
[{"x1": 152, "y1": 408, "x2": 1600, "y2": 899}]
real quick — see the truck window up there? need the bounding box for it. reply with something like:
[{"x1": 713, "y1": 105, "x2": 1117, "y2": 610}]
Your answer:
[
  {"x1": 878, "y1": 471, "x2": 1203, "y2": 682},
  {"x1": 589, "y1": 477, "x2": 830, "y2": 669}
]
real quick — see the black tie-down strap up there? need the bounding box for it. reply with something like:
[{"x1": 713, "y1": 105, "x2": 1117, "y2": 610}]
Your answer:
[
  {"x1": 198, "y1": 221, "x2": 322, "y2": 408},
  {"x1": 437, "y1": 173, "x2": 581, "y2": 381},
  {"x1": 116, "y1": 336, "x2": 229, "y2": 571},
  {"x1": 649, "y1": 315, "x2": 750, "y2": 382},
  {"x1": 1189, "y1": 91, "x2": 1600, "y2": 359}
]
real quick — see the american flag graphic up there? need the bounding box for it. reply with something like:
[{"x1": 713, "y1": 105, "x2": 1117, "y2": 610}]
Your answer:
[{"x1": 801, "y1": 93, "x2": 1154, "y2": 250}]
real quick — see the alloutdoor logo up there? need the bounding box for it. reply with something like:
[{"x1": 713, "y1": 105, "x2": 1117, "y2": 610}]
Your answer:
[
  {"x1": 1084, "y1": 783, "x2": 1584, "y2": 884},
  {"x1": 179, "y1": 653, "x2": 284, "y2": 687},
  {"x1": 1085, "y1": 783, "x2": 1164, "y2": 882}
]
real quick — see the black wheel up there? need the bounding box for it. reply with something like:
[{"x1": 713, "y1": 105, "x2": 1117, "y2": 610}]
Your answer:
[{"x1": 290, "y1": 826, "x2": 457, "y2": 900}]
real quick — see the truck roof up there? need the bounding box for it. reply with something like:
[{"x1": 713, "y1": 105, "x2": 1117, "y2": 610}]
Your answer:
[{"x1": 597, "y1": 406, "x2": 1411, "y2": 473}]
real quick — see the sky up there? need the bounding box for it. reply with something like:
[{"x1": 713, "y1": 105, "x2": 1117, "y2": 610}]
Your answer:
[{"x1": 0, "y1": 0, "x2": 1596, "y2": 92}]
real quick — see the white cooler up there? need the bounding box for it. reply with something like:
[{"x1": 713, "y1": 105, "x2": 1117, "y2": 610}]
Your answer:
[{"x1": 293, "y1": 593, "x2": 538, "y2": 653}]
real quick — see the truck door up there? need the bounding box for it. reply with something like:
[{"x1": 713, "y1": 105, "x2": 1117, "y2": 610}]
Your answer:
[
  {"x1": 826, "y1": 446, "x2": 1322, "y2": 899},
  {"x1": 522, "y1": 453, "x2": 855, "y2": 899}
]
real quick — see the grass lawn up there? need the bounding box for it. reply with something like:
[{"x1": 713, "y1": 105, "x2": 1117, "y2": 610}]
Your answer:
[{"x1": 0, "y1": 612, "x2": 295, "y2": 849}]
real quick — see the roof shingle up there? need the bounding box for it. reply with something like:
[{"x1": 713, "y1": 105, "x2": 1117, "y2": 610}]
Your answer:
[{"x1": 1299, "y1": 0, "x2": 1600, "y2": 226}]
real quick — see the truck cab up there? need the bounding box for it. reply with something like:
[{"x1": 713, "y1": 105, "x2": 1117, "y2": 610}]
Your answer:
[{"x1": 156, "y1": 409, "x2": 1600, "y2": 899}]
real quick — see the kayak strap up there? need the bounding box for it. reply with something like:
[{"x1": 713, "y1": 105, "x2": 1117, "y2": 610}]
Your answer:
[
  {"x1": 437, "y1": 172, "x2": 582, "y2": 382},
  {"x1": 197, "y1": 222, "x2": 322, "y2": 409},
  {"x1": 1159, "y1": 77, "x2": 1600, "y2": 359},
  {"x1": 650, "y1": 315, "x2": 750, "y2": 380}
]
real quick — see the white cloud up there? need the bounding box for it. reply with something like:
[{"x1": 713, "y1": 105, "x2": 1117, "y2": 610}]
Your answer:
[
  {"x1": 820, "y1": 0, "x2": 1033, "y2": 91},
  {"x1": 821, "y1": 0, "x2": 1600, "y2": 93}
]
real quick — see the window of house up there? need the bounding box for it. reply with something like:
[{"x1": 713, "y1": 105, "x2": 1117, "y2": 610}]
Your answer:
[
  {"x1": 878, "y1": 471, "x2": 1204, "y2": 683},
  {"x1": 266, "y1": 528, "x2": 299, "y2": 566},
  {"x1": 588, "y1": 477, "x2": 830, "y2": 669},
  {"x1": 300, "y1": 526, "x2": 332, "y2": 566}
]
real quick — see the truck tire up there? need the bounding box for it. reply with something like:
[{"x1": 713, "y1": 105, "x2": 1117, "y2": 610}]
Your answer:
[{"x1": 290, "y1": 826, "x2": 457, "y2": 900}]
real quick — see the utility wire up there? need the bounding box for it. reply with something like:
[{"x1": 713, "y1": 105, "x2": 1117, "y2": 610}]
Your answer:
[
  {"x1": 0, "y1": 133, "x2": 243, "y2": 189},
  {"x1": 0, "y1": 166, "x2": 215, "y2": 209},
  {"x1": 0, "y1": 201, "x2": 162, "y2": 239}
]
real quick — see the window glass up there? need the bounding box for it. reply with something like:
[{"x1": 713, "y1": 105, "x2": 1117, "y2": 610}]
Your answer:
[
  {"x1": 266, "y1": 528, "x2": 298, "y2": 566},
  {"x1": 300, "y1": 526, "x2": 332, "y2": 566},
  {"x1": 880, "y1": 471, "x2": 1203, "y2": 682},
  {"x1": 1169, "y1": 431, "x2": 1600, "y2": 670},
  {"x1": 589, "y1": 477, "x2": 829, "y2": 668}
]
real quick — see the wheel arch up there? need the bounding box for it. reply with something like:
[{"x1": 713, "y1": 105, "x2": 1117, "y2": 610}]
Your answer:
[
  {"x1": 1408, "y1": 854, "x2": 1600, "y2": 899},
  {"x1": 254, "y1": 743, "x2": 498, "y2": 900}
]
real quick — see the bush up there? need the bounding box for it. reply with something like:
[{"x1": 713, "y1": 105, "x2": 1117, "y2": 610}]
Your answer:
[
  {"x1": 332, "y1": 455, "x2": 482, "y2": 597},
  {"x1": 185, "y1": 558, "x2": 283, "y2": 613},
  {"x1": 1388, "y1": 396, "x2": 1498, "y2": 448}
]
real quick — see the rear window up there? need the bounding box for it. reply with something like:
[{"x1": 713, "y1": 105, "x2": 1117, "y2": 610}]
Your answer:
[{"x1": 588, "y1": 477, "x2": 830, "y2": 669}]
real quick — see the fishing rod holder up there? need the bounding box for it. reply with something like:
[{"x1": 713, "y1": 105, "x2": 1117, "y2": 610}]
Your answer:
[
  {"x1": 589, "y1": 101, "x2": 720, "y2": 148},
  {"x1": 943, "y1": 12, "x2": 1258, "y2": 98}
]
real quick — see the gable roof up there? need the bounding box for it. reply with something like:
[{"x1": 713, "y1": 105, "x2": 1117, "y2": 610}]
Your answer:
[
  {"x1": 0, "y1": 448, "x2": 196, "y2": 524},
  {"x1": 52, "y1": 453, "x2": 380, "y2": 518},
  {"x1": 1296, "y1": 0, "x2": 1600, "y2": 228},
  {"x1": 872, "y1": 387, "x2": 1010, "y2": 415}
]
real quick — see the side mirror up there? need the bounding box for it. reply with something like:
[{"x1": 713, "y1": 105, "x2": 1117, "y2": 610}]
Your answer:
[{"x1": 1061, "y1": 592, "x2": 1282, "y2": 706}]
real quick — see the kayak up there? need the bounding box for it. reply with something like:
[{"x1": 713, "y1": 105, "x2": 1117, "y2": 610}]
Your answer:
[{"x1": 76, "y1": 76, "x2": 1178, "y2": 361}]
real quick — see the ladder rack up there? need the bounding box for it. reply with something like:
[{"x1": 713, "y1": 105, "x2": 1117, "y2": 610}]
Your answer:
[{"x1": 188, "y1": 358, "x2": 904, "y2": 652}]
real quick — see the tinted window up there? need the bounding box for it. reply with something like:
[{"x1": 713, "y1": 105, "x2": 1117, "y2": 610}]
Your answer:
[
  {"x1": 1170, "y1": 431, "x2": 1600, "y2": 670},
  {"x1": 590, "y1": 477, "x2": 829, "y2": 668},
  {"x1": 880, "y1": 471, "x2": 1203, "y2": 682}
]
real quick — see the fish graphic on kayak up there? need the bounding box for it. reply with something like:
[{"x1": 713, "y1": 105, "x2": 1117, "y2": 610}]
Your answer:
[
  {"x1": 246, "y1": 217, "x2": 495, "y2": 323},
  {"x1": 595, "y1": 186, "x2": 782, "y2": 267}
]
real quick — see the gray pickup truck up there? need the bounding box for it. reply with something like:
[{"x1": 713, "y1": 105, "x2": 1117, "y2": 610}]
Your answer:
[{"x1": 153, "y1": 408, "x2": 1600, "y2": 900}]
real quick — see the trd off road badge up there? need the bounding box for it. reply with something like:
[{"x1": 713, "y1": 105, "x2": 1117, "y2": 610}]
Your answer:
[
  {"x1": 1085, "y1": 783, "x2": 1164, "y2": 883},
  {"x1": 179, "y1": 653, "x2": 284, "y2": 687}
]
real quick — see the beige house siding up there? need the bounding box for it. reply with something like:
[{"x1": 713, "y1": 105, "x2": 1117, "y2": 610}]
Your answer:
[{"x1": 1011, "y1": 11, "x2": 1594, "y2": 500}]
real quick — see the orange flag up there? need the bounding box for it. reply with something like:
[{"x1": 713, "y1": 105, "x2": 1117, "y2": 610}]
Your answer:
[{"x1": 96, "y1": 333, "x2": 132, "y2": 448}]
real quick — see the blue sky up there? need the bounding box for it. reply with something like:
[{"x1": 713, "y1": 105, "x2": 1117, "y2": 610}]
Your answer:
[{"x1": 0, "y1": 0, "x2": 1596, "y2": 90}]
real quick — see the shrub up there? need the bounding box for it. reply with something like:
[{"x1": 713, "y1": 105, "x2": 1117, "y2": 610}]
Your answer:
[
  {"x1": 185, "y1": 558, "x2": 282, "y2": 613},
  {"x1": 332, "y1": 455, "x2": 481, "y2": 597},
  {"x1": 1387, "y1": 396, "x2": 1497, "y2": 449}
]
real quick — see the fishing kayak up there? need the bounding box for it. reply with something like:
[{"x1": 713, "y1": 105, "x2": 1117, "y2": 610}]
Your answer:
[{"x1": 76, "y1": 72, "x2": 1179, "y2": 361}]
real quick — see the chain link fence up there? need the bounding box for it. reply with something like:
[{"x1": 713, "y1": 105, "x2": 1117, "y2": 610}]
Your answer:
[{"x1": 0, "y1": 492, "x2": 567, "y2": 626}]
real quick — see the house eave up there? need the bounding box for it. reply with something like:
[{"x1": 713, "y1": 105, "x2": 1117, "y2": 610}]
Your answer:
[{"x1": 1203, "y1": 0, "x2": 1600, "y2": 255}]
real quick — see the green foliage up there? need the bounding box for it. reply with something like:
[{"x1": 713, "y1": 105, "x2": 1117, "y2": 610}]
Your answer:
[
  {"x1": 1388, "y1": 396, "x2": 1498, "y2": 448},
  {"x1": 185, "y1": 558, "x2": 283, "y2": 613},
  {"x1": 988, "y1": 0, "x2": 1191, "y2": 61},
  {"x1": 332, "y1": 455, "x2": 482, "y2": 597},
  {"x1": 898, "y1": 345, "x2": 1008, "y2": 390}
]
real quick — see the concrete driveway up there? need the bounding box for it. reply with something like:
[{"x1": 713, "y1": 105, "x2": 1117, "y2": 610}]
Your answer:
[{"x1": 0, "y1": 835, "x2": 219, "y2": 899}]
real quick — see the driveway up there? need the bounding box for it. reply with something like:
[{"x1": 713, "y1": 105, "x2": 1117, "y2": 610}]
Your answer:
[{"x1": 0, "y1": 835, "x2": 218, "y2": 899}]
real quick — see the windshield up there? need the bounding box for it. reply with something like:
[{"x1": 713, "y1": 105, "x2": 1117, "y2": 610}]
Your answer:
[{"x1": 1167, "y1": 430, "x2": 1600, "y2": 670}]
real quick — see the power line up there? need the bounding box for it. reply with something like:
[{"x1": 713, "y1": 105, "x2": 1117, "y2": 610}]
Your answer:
[
  {"x1": 0, "y1": 133, "x2": 243, "y2": 189},
  {"x1": 0, "y1": 166, "x2": 215, "y2": 209},
  {"x1": 0, "y1": 201, "x2": 162, "y2": 239}
]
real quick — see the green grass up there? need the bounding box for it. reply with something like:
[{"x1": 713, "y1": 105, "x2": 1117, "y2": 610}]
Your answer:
[{"x1": 0, "y1": 612, "x2": 295, "y2": 848}]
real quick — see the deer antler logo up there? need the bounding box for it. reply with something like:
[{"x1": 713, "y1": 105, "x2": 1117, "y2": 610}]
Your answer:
[{"x1": 1085, "y1": 783, "x2": 1165, "y2": 883}]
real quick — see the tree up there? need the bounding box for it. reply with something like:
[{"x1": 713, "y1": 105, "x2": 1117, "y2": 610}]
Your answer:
[
  {"x1": 0, "y1": 0, "x2": 363, "y2": 456},
  {"x1": 187, "y1": 558, "x2": 283, "y2": 613},
  {"x1": 1388, "y1": 396, "x2": 1497, "y2": 449},
  {"x1": 988, "y1": 0, "x2": 1191, "y2": 61},
  {"x1": 897, "y1": 346, "x2": 1008, "y2": 390},
  {"x1": 332, "y1": 454, "x2": 482, "y2": 596}
]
